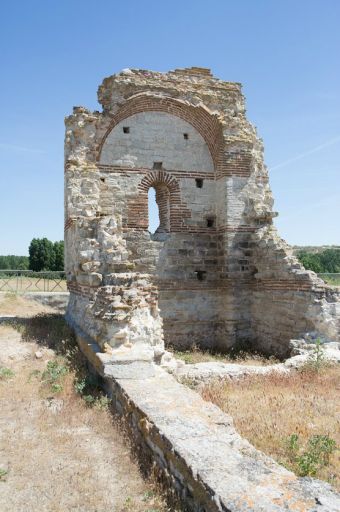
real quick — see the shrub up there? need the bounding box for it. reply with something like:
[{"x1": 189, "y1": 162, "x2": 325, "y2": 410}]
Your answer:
[
  {"x1": 301, "y1": 338, "x2": 328, "y2": 373},
  {"x1": 286, "y1": 434, "x2": 337, "y2": 476},
  {"x1": 41, "y1": 359, "x2": 68, "y2": 393}
]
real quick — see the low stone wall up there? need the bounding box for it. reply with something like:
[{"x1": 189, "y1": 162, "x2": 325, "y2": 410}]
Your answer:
[
  {"x1": 174, "y1": 342, "x2": 340, "y2": 385},
  {"x1": 73, "y1": 326, "x2": 340, "y2": 512}
]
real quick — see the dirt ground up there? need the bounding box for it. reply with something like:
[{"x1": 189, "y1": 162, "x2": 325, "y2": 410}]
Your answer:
[
  {"x1": 0, "y1": 296, "x2": 168, "y2": 512},
  {"x1": 0, "y1": 293, "x2": 57, "y2": 317}
]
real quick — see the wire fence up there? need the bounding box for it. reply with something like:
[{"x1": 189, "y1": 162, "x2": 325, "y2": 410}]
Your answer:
[
  {"x1": 0, "y1": 270, "x2": 338, "y2": 293},
  {"x1": 0, "y1": 270, "x2": 67, "y2": 293}
]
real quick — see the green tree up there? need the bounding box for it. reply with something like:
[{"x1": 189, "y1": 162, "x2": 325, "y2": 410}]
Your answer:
[
  {"x1": 53, "y1": 241, "x2": 64, "y2": 271},
  {"x1": 0, "y1": 255, "x2": 29, "y2": 270},
  {"x1": 297, "y1": 251, "x2": 322, "y2": 273},
  {"x1": 297, "y1": 249, "x2": 340, "y2": 273},
  {"x1": 319, "y1": 249, "x2": 340, "y2": 273},
  {"x1": 29, "y1": 238, "x2": 56, "y2": 271}
]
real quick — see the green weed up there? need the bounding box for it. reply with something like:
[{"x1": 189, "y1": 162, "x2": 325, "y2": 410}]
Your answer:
[
  {"x1": 0, "y1": 468, "x2": 8, "y2": 481},
  {"x1": 286, "y1": 433, "x2": 337, "y2": 476},
  {"x1": 301, "y1": 338, "x2": 329, "y2": 373},
  {"x1": 0, "y1": 367, "x2": 14, "y2": 380},
  {"x1": 74, "y1": 375, "x2": 111, "y2": 409},
  {"x1": 41, "y1": 359, "x2": 68, "y2": 393}
]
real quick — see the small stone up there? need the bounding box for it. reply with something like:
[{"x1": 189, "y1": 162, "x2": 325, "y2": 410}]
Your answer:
[
  {"x1": 35, "y1": 350, "x2": 43, "y2": 359},
  {"x1": 103, "y1": 342, "x2": 113, "y2": 354}
]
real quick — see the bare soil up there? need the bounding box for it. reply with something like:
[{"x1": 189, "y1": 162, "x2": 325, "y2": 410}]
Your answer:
[
  {"x1": 0, "y1": 293, "x2": 56, "y2": 317},
  {"x1": 0, "y1": 296, "x2": 168, "y2": 512}
]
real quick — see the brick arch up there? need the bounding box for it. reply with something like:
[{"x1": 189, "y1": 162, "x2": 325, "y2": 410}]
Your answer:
[
  {"x1": 127, "y1": 170, "x2": 192, "y2": 232},
  {"x1": 96, "y1": 94, "x2": 224, "y2": 170},
  {"x1": 139, "y1": 169, "x2": 180, "y2": 193}
]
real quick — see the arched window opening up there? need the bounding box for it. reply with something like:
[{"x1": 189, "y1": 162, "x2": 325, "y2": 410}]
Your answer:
[
  {"x1": 148, "y1": 187, "x2": 159, "y2": 234},
  {"x1": 148, "y1": 184, "x2": 170, "y2": 234}
]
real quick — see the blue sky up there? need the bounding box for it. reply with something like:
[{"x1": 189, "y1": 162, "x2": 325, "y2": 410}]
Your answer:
[{"x1": 0, "y1": 0, "x2": 339, "y2": 254}]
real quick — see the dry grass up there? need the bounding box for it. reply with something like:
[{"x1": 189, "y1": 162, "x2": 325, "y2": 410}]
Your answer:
[
  {"x1": 171, "y1": 344, "x2": 279, "y2": 366},
  {"x1": 0, "y1": 299, "x2": 170, "y2": 512},
  {"x1": 321, "y1": 275, "x2": 340, "y2": 287},
  {"x1": 200, "y1": 368, "x2": 340, "y2": 490}
]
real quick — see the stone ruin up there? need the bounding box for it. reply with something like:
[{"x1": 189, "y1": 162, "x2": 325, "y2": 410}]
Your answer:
[{"x1": 64, "y1": 66, "x2": 340, "y2": 367}]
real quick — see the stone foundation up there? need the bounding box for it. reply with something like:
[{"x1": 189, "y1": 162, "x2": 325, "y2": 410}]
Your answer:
[{"x1": 73, "y1": 327, "x2": 340, "y2": 512}]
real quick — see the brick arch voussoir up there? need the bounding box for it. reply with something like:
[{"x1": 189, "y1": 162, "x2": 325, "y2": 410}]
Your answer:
[
  {"x1": 138, "y1": 170, "x2": 179, "y2": 193},
  {"x1": 96, "y1": 95, "x2": 223, "y2": 170}
]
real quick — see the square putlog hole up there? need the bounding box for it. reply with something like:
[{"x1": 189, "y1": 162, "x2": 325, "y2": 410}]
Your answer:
[
  {"x1": 195, "y1": 270, "x2": 207, "y2": 281},
  {"x1": 123, "y1": 126, "x2": 130, "y2": 134},
  {"x1": 195, "y1": 178, "x2": 203, "y2": 188},
  {"x1": 153, "y1": 162, "x2": 163, "y2": 170}
]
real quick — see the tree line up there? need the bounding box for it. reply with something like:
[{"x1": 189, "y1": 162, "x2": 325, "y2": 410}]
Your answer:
[
  {"x1": 0, "y1": 238, "x2": 64, "y2": 272},
  {"x1": 297, "y1": 248, "x2": 340, "y2": 273},
  {"x1": 0, "y1": 255, "x2": 29, "y2": 270}
]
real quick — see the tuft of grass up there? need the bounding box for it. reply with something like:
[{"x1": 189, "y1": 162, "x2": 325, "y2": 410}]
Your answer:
[
  {"x1": 199, "y1": 367, "x2": 340, "y2": 489},
  {"x1": 300, "y1": 338, "x2": 330, "y2": 373},
  {"x1": 0, "y1": 367, "x2": 15, "y2": 380},
  {"x1": 0, "y1": 468, "x2": 8, "y2": 481},
  {"x1": 170, "y1": 344, "x2": 279, "y2": 366}
]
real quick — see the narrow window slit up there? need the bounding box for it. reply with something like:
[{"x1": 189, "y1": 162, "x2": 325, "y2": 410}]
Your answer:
[
  {"x1": 183, "y1": 133, "x2": 189, "y2": 140},
  {"x1": 206, "y1": 217, "x2": 215, "y2": 228},
  {"x1": 148, "y1": 184, "x2": 170, "y2": 235},
  {"x1": 195, "y1": 178, "x2": 203, "y2": 188}
]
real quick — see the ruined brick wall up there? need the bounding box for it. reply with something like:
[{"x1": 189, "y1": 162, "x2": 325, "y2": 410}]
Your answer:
[{"x1": 65, "y1": 67, "x2": 339, "y2": 358}]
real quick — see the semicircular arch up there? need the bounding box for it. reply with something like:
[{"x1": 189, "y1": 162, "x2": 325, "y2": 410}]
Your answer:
[{"x1": 96, "y1": 94, "x2": 223, "y2": 170}]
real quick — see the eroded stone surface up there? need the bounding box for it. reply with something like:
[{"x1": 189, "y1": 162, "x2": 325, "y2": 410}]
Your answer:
[
  {"x1": 106, "y1": 365, "x2": 340, "y2": 511},
  {"x1": 64, "y1": 66, "x2": 340, "y2": 511},
  {"x1": 65, "y1": 67, "x2": 339, "y2": 360}
]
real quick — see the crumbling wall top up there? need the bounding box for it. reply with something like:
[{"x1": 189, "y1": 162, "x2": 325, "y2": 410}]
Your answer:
[{"x1": 97, "y1": 67, "x2": 245, "y2": 116}]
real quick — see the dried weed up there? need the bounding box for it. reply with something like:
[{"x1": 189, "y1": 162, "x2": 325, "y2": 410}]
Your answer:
[{"x1": 200, "y1": 368, "x2": 340, "y2": 489}]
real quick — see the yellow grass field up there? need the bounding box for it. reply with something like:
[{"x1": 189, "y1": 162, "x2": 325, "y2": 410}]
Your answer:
[{"x1": 200, "y1": 369, "x2": 340, "y2": 490}]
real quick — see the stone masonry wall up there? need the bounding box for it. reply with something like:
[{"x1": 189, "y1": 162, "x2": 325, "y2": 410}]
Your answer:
[
  {"x1": 73, "y1": 329, "x2": 340, "y2": 512},
  {"x1": 65, "y1": 67, "x2": 340, "y2": 359}
]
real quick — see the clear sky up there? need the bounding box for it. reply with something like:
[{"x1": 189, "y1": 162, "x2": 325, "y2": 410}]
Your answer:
[{"x1": 1, "y1": 0, "x2": 339, "y2": 255}]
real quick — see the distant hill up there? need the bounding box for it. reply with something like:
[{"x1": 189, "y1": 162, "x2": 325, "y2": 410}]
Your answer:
[{"x1": 292, "y1": 245, "x2": 340, "y2": 255}]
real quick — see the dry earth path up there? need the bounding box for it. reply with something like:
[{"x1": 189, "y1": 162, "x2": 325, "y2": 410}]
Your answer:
[{"x1": 0, "y1": 295, "x2": 168, "y2": 512}]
